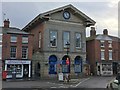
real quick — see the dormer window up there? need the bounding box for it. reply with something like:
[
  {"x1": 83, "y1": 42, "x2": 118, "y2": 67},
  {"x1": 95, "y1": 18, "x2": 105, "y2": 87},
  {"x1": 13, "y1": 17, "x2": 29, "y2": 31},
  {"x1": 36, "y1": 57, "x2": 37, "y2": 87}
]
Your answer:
[
  {"x1": 100, "y1": 40, "x2": 105, "y2": 47},
  {"x1": 108, "y1": 41, "x2": 112, "y2": 48}
]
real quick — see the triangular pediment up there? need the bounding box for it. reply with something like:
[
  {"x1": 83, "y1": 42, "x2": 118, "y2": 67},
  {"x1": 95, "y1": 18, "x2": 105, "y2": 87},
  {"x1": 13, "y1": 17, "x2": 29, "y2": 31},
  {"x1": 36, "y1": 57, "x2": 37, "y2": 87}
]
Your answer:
[
  {"x1": 22, "y1": 4, "x2": 95, "y2": 31},
  {"x1": 41, "y1": 4, "x2": 95, "y2": 24}
]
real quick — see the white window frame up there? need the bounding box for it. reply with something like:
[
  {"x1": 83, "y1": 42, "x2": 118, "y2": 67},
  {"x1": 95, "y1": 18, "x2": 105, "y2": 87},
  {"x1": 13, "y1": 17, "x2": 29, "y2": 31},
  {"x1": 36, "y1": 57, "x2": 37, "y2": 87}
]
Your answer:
[
  {"x1": 11, "y1": 35, "x2": 17, "y2": 42},
  {"x1": 100, "y1": 40, "x2": 105, "y2": 47},
  {"x1": 0, "y1": 34, "x2": 2, "y2": 43},
  {"x1": 101, "y1": 49, "x2": 105, "y2": 60},
  {"x1": 63, "y1": 31, "x2": 70, "y2": 48},
  {"x1": 22, "y1": 36, "x2": 28, "y2": 44},
  {"x1": 75, "y1": 33, "x2": 81, "y2": 48},
  {"x1": 22, "y1": 46, "x2": 28, "y2": 59},
  {"x1": 0, "y1": 45, "x2": 2, "y2": 59},
  {"x1": 38, "y1": 32, "x2": 41, "y2": 48},
  {"x1": 108, "y1": 41, "x2": 112, "y2": 48},
  {"x1": 50, "y1": 31, "x2": 57, "y2": 47},
  {"x1": 10, "y1": 46, "x2": 16, "y2": 59},
  {"x1": 109, "y1": 50, "x2": 112, "y2": 60}
]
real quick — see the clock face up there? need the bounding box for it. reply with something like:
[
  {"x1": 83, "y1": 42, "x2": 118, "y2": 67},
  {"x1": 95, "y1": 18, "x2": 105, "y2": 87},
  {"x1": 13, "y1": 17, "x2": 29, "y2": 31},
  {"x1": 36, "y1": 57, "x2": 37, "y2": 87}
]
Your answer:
[{"x1": 63, "y1": 11, "x2": 70, "y2": 19}]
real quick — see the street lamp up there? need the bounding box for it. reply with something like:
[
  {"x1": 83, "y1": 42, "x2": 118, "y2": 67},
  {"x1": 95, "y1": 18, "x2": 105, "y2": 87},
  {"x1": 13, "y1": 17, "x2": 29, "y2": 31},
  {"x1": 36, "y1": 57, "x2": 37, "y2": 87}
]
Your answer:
[{"x1": 66, "y1": 42, "x2": 70, "y2": 56}]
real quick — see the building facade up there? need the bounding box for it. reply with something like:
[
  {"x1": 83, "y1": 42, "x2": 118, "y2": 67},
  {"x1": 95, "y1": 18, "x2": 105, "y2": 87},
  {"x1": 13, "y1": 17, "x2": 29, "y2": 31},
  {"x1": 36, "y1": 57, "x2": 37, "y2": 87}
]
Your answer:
[
  {"x1": 86, "y1": 27, "x2": 120, "y2": 76},
  {"x1": 22, "y1": 4, "x2": 95, "y2": 79},
  {"x1": 1, "y1": 19, "x2": 33, "y2": 79}
]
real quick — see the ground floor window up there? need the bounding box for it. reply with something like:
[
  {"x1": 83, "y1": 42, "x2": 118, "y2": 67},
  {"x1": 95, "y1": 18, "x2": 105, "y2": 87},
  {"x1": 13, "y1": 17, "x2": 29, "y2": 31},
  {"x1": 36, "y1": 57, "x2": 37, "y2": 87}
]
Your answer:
[
  {"x1": 62, "y1": 55, "x2": 70, "y2": 73},
  {"x1": 74, "y1": 56, "x2": 82, "y2": 73},
  {"x1": 5, "y1": 60, "x2": 31, "y2": 78},
  {"x1": 49, "y1": 55, "x2": 57, "y2": 74}
]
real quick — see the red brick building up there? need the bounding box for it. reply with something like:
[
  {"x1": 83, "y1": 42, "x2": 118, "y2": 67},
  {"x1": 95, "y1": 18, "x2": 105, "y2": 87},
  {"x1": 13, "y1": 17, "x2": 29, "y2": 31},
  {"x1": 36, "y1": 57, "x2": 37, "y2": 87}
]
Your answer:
[
  {"x1": 1, "y1": 19, "x2": 33, "y2": 79},
  {"x1": 86, "y1": 27, "x2": 120, "y2": 76}
]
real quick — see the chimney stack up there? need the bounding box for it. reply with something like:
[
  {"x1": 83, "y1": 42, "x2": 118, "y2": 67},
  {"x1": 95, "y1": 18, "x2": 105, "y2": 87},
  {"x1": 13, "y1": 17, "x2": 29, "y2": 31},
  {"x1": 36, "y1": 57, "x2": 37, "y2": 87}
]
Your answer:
[
  {"x1": 103, "y1": 29, "x2": 108, "y2": 35},
  {"x1": 90, "y1": 27, "x2": 96, "y2": 37},
  {"x1": 4, "y1": 19, "x2": 10, "y2": 28}
]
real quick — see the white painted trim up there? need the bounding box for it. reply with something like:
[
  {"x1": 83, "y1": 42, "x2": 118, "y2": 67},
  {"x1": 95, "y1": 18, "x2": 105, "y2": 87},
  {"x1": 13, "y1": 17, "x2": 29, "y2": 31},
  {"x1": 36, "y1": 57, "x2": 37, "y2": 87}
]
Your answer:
[{"x1": 49, "y1": 19, "x2": 83, "y2": 26}]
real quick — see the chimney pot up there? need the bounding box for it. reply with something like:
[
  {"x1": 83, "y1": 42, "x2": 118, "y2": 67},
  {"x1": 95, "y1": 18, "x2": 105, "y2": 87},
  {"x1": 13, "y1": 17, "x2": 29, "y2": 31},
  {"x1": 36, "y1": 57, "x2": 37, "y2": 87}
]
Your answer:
[
  {"x1": 103, "y1": 29, "x2": 108, "y2": 35},
  {"x1": 90, "y1": 27, "x2": 96, "y2": 37},
  {"x1": 4, "y1": 19, "x2": 10, "y2": 28}
]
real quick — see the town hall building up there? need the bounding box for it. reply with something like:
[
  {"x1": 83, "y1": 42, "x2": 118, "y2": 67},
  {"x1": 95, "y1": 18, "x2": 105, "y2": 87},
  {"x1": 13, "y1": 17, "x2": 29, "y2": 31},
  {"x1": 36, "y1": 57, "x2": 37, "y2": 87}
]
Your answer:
[{"x1": 22, "y1": 4, "x2": 95, "y2": 79}]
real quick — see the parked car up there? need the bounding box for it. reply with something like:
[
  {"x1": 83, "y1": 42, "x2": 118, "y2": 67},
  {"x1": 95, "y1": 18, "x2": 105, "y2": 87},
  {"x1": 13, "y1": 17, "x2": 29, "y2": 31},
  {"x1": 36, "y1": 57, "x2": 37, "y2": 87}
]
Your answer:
[
  {"x1": 106, "y1": 79, "x2": 119, "y2": 90},
  {"x1": 106, "y1": 72, "x2": 120, "y2": 90}
]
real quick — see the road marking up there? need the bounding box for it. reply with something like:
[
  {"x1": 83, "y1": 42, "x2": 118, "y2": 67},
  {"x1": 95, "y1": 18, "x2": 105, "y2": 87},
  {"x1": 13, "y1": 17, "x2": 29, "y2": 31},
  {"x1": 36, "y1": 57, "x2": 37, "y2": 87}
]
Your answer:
[
  {"x1": 51, "y1": 87, "x2": 57, "y2": 88},
  {"x1": 71, "y1": 78, "x2": 90, "y2": 87}
]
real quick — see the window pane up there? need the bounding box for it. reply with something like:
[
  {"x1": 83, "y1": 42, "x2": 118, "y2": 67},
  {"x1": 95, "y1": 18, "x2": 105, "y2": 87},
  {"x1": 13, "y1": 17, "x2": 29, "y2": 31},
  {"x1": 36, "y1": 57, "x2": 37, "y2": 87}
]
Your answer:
[
  {"x1": 0, "y1": 34, "x2": 2, "y2": 42},
  {"x1": 75, "y1": 65, "x2": 81, "y2": 73},
  {"x1": 11, "y1": 35, "x2": 17, "y2": 42},
  {"x1": 76, "y1": 33, "x2": 81, "y2": 48},
  {"x1": 39, "y1": 32, "x2": 41, "y2": 48},
  {"x1": 101, "y1": 51, "x2": 105, "y2": 60},
  {"x1": 63, "y1": 32, "x2": 70, "y2": 47},
  {"x1": 0, "y1": 45, "x2": 2, "y2": 59},
  {"x1": 22, "y1": 36, "x2": 28, "y2": 43},
  {"x1": 50, "y1": 31, "x2": 57, "y2": 47},
  {"x1": 22, "y1": 46, "x2": 28, "y2": 59},
  {"x1": 10, "y1": 46, "x2": 16, "y2": 58},
  {"x1": 109, "y1": 51, "x2": 112, "y2": 60}
]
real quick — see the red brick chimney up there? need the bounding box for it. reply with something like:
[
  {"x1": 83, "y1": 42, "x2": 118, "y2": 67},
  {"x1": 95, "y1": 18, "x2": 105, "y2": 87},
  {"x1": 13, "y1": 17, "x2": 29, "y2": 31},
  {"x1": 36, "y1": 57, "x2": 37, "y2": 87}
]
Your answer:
[
  {"x1": 4, "y1": 19, "x2": 10, "y2": 28},
  {"x1": 103, "y1": 29, "x2": 108, "y2": 35},
  {"x1": 90, "y1": 27, "x2": 96, "y2": 37}
]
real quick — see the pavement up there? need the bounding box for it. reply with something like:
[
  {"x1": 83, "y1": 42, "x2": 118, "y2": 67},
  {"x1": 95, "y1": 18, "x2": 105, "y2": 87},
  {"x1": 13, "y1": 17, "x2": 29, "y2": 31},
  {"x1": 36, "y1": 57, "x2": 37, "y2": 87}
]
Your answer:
[{"x1": 4, "y1": 76, "x2": 90, "y2": 84}]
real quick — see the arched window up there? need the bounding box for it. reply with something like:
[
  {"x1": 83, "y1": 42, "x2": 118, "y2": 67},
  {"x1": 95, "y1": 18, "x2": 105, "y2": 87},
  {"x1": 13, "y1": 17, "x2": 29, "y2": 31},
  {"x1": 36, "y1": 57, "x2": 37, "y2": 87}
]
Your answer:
[
  {"x1": 74, "y1": 56, "x2": 82, "y2": 73},
  {"x1": 62, "y1": 55, "x2": 70, "y2": 73},
  {"x1": 49, "y1": 55, "x2": 57, "y2": 74}
]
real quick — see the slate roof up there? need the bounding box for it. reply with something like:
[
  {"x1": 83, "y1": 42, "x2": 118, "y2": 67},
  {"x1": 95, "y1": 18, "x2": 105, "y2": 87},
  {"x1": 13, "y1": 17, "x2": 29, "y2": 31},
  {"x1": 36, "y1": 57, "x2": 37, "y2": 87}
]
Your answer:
[{"x1": 0, "y1": 27, "x2": 30, "y2": 35}]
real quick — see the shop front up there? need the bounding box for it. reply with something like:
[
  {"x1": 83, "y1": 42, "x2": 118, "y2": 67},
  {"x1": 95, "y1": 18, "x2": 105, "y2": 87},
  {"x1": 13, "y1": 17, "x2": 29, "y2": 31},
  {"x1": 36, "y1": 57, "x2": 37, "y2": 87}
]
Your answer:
[
  {"x1": 5, "y1": 60, "x2": 31, "y2": 79},
  {"x1": 97, "y1": 62, "x2": 113, "y2": 76}
]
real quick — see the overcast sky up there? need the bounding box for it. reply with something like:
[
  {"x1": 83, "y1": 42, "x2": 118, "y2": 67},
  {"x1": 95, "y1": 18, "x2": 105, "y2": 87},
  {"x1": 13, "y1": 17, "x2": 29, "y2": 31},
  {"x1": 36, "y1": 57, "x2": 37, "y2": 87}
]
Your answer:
[{"x1": 0, "y1": 0, "x2": 119, "y2": 37}]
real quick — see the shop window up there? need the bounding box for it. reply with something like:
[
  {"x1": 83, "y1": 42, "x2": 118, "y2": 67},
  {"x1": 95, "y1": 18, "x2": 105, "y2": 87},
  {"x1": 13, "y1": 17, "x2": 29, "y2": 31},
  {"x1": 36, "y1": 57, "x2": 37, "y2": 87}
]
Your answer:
[
  {"x1": 10, "y1": 46, "x2": 16, "y2": 59},
  {"x1": 7, "y1": 65, "x2": 22, "y2": 78},
  {"x1": 50, "y1": 31, "x2": 57, "y2": 47},
  {"x1": 22, "y1": 36, "x2": 28, "y2": 44},
  {"x1": 22, "y1": 46, "x2": 28, "y2": 59},
  {"x1": 11, "y1": 35, "x2": 17, "y2": 42}
]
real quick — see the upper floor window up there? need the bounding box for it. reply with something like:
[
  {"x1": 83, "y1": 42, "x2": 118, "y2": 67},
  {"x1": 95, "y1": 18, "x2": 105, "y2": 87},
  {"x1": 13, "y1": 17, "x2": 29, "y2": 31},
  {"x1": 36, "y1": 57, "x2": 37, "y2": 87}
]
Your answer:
[
  {"x1": 0, "y1": 34, "x2": 2, "y2": 42},
  {"x1": 63, "y1": 32, "x2": 70, "y2": 47},
  {"x1": 101, "y1": 49, "x2": 105, "y2": 60},
  {"x1": 75, "y1": 33, "x2": 81, "y2": 48},
  {"x1": 38, "y1": 32, "x2": 41, "y2": 48},
  {"x1": 0, "y1": 45, "x2": 2, "y2": 59},
  {"x1": 22, "y1": 36, "x2": 28, "y2": 44},
  {"x1": 109, "y1": 50, "x2": 112, "y2": 60},
  {"x1": 11, "y1": 35, "x2": 17, "y2": 42},
  {"x1": 108, "y1": 41, "x2": 112, "y2": 48},
  {"x1": 22, "y1": 46, "x2": 28, "y2": 59},
  {"x1": 100, "y1": 40, "x2": 105, "y2": 47},
  {"x1": 50, "y1": 31, "x2": 57, "y2": 47},
  {"x1": 10, "y1": 46, "x2": 16, "y2": 59}
]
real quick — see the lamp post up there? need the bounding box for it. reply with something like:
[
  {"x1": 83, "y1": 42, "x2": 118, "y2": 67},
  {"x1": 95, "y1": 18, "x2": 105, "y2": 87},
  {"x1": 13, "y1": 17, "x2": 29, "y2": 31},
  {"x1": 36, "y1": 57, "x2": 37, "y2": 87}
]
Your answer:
[
  {"x1": 65, "y1": 42, "x2": 70, "y2": 82},
  {"x1": 66, "y1": 42, "x2": 70, "y2": 56}
]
